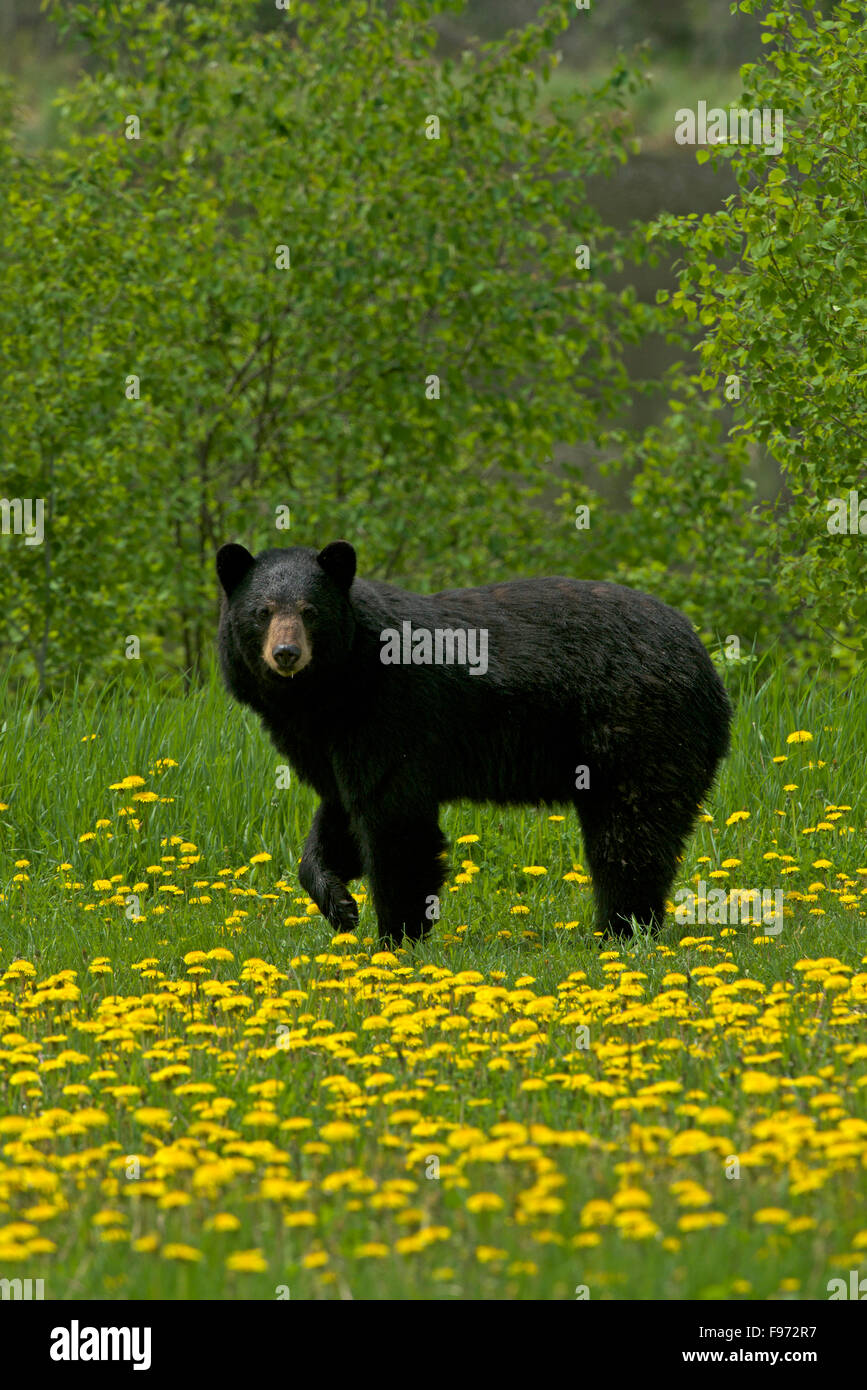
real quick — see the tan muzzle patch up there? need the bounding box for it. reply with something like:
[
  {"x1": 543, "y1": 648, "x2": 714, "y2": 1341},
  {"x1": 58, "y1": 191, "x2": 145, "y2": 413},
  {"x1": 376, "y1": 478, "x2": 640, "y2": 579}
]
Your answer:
[{"x1": 262, "y1": 613, "x2": 312, "y2": 676}]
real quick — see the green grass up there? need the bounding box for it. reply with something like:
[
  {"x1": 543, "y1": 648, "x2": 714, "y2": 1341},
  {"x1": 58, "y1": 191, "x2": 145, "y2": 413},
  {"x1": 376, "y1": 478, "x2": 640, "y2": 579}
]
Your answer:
[{"x1": 1, "y1": 659, "x2": 866, "y2": 1300}]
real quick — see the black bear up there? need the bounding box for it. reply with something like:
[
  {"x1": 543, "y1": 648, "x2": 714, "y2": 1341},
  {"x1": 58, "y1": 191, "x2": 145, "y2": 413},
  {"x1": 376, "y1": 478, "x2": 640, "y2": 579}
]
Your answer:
[{"x1": 217, "y1": 541, "x2": 731, "y2": 944}]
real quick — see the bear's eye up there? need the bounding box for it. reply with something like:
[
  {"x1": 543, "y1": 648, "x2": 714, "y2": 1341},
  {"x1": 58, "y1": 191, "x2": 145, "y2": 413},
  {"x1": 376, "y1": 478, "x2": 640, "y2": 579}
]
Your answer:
[
  {"x1": 257, "y1": 604, "x2": 271, "y2": 621},
  {"x1": 304, "y1": 605, "x2": 318, "y2": 621}
]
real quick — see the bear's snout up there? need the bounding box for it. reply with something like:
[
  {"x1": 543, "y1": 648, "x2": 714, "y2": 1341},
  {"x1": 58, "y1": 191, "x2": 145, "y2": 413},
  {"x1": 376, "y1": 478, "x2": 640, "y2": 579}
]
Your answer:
[
  {"x1": 273, "y1": 643, "x2": 301, "y2": 672},
  {"x1": 262, "y1": 614, "x2": 312, "y2": 677}
]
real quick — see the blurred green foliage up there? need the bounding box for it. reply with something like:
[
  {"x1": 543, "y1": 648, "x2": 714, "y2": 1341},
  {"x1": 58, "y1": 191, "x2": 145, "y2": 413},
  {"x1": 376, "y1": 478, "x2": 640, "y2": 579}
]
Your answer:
[
  {"x1": 0, "y1": 0, "x2": 865, "y2": 691},
  {"x1": 647, "y1": 0, "x2": 867, "y2": 652}
]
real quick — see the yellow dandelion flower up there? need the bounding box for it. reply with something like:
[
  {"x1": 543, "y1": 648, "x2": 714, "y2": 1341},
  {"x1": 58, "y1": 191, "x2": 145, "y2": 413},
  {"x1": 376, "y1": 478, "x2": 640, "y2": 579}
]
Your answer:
[
  {"x1": 741, "y1": 1071, "x2": 780, "y2": 1094},
  {"x1": 466, "y1": 1193, "x2": 505, "y2": 1213},
  {"x1": 580, "y1": 1200, "x2": 615, "y2": 1228},
  {"x1": 91, "y1": 1211, "x2": 125, "y2": 1228},
  {"x1": 754, "y1": 1208, "x2": 790, "y2": 1225},
  {"x1": 612, "y1": 1188, "x2": 652, "y2": 1209},
  {"x1": 162, "y1": 1244, "x2": 203, "y2": 1262},
  {"x1": 668, "y1": 1129, "x2": 719, "y2": 1156},
  {"x1": 677, "y1": 1212, "x2": 727, "y2": 1232},
  {"x1": 226, "y1": 1249, "x2": 268, "y2": 1273},
  {"x1": 206, "y1": 1214, "x2": 242, "y2": 1232},
  {"x1": 301, "y1": 1250, "x2": 329, "y2": 1269}
]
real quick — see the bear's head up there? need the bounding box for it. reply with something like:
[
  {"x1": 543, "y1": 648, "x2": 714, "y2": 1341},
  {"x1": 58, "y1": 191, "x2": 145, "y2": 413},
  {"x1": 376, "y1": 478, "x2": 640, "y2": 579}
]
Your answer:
[{"x1": 216, "y1": 541, "x2": 357, "y2": 683}]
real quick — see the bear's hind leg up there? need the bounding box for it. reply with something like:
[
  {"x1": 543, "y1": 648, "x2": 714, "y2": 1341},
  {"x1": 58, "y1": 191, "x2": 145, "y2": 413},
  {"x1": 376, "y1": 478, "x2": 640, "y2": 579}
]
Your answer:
[{"x1": 576, "y1": 783, "x2": 700, "y2": 938}]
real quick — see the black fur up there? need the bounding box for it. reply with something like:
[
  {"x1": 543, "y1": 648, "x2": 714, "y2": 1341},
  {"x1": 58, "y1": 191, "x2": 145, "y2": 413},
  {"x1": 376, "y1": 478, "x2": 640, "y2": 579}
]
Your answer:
[{"x1": 217, "y1": 542, "x2": 731, "y2": 945}]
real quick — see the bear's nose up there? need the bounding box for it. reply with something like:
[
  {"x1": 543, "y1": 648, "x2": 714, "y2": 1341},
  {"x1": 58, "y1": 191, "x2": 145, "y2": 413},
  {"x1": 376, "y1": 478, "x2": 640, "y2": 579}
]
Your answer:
[{"x1": 273, "y1": 644, "x2": 301, "y2": 671}]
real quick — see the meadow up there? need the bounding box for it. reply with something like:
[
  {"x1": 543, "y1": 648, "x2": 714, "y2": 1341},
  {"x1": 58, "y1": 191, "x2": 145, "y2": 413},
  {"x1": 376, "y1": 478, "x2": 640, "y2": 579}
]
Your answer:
[{"x1": 1, "y1": 659, "x2": 866, "y2": 1300}]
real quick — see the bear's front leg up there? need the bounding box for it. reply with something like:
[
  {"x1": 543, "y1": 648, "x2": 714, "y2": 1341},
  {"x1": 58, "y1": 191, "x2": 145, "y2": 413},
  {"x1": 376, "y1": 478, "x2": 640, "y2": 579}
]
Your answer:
[
  {"x1": 358, "y1": 811, "x2": 449, "y2": 945},
  {"x1": 299, "y1": 800, "x2": 363, "y2": 934}
]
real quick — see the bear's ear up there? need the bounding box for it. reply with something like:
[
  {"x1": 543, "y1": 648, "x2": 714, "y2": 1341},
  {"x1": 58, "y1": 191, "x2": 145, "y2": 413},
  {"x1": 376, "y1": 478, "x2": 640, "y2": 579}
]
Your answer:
[
  {"x1": 317, "y1": 540, "x2": 356, "y2": 591},
  {"x1": 216, "y1": 543, "x2": 256, "y2": 597}
]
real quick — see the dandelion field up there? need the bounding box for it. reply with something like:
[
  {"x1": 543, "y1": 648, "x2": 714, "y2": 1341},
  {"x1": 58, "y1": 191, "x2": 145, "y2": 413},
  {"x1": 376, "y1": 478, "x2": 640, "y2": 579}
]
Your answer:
[{"x1": 1, "y1": 662, "x2": 867, "y2": 1301}]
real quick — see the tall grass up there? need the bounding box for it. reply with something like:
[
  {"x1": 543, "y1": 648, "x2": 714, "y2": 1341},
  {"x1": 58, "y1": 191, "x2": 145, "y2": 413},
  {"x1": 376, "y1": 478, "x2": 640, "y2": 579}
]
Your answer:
[{"x1": 1, "y1": 657, "x2": 866, "y2": 1299}]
